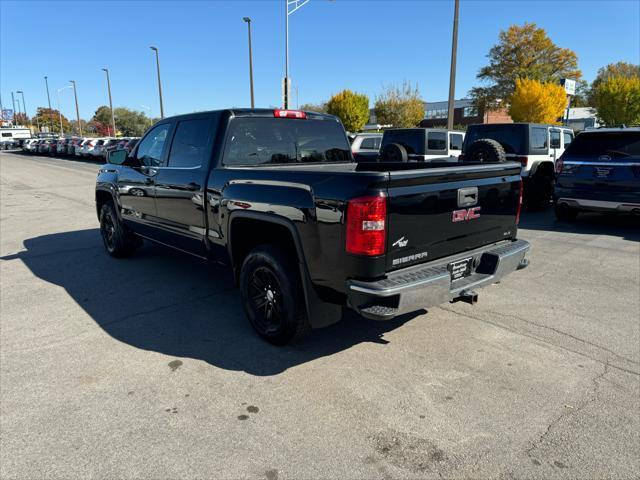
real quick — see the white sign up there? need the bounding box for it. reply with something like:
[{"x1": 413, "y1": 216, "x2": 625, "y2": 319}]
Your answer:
[{"x1": 561, "y1": 78, "x2": 576, "y2": 96}]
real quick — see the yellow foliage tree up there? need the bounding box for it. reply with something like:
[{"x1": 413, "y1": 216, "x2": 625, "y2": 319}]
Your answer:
[
  {"x1": 508, "y1": 78, "x2": 567, "y2": 124},
  {"x1": 592, "y1": 76, "x2": 640, "y2": 126}
]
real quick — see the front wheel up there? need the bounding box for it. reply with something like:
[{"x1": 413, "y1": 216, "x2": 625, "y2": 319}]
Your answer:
[
  {"x1": 99, "y1": 202, "x2": 139, "y2": 257},
  {"x1": 239, "y1": 245, "x2": 310, "y2": 345}
]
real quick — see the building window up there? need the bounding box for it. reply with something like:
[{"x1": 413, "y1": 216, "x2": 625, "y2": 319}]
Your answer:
[
  {"x1": 425, "y1": 108, "x2": 447, "y2": 119},
  {"x1": 463, "y1": 106, "x2": 478, "y2": 118}
]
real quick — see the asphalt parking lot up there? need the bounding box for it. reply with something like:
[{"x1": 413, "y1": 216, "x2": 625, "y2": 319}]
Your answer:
[{"x1": 1, "y1": 150, "x2": 639, "y2": 479}]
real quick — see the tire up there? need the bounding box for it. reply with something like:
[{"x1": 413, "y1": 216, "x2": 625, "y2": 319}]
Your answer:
[
  {"x1": 239, "y1": 245, "x2": 310, "y2": 346},
  {"x1": 99, "y1": 202, "x2": 138, "y2": 257},
  {"x1": 380, "y1": 143, "x2": 408, "y2": 162},
  {"x1": 465, "y1": 139, "x2": 506, "y2": 163},
  {"x1": 554, "y1": 202, "x2": 578, "y2": 221}
]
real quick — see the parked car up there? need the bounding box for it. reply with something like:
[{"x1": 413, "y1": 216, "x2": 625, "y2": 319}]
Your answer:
[
  {"x1": 38, "y1": 139, "x2": 57, "y2": 154},
  {"x1": 81, "y1": 138, "x2": 104, "y2": 157},
  {"x1": 21, "y1": 139, "x2": 37, "y2": 152},
  {"x1": 123, "y1": 137, "x2": 139, "y2": 153},
  {"x1": 96, "y1": 108, "x2": 529, "y2": 345},
  {"x1": 462, "y1": 123, "x2": 574, "y2": 208},
  {"x1": 90, "y1": 138, "x2": 108, "y2": 158},
  {"x1": 67, "y1": 138, "x2": 84, "y2": 156},
  {"x1": 350, "y1": 133, "x2": 383, "y2": 161},
  {"x1": 101, "y1": 138, "x2": 122, "y2": 159},
  {"x1": 57, "y1": 138, "x2": 74, "y2": 155},
  {"x1": 357, "y1": 128, "x2": 465, "y2": 162},
  {"x1": 554, "y1": 127, "x2": 640, "y2": 220}
]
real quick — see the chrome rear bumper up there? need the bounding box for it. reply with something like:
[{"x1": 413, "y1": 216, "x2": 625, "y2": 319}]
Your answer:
[{"x1": 347, "y1": 239, "x2": 530, "y2": 320}]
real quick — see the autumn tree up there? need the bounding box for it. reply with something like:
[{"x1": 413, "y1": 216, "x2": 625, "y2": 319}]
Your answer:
[
  {"x1": 374, "y1": 81, "x2": 424, "y2": 128},
  {"x1": 470, "y1": 23, "x2": 581, "y2": 110},
  {"x1": 588, "y1": 62, "x2": 640, "y2": 105},
  {"x1": 507, "y1": 79, "x2": 567, "y2": 124},
  {"x1": 326, "y1": 90, "x2": 370, "y2": 132},
  {"x1": 591, "y1": 76, "x2": 640, "y2": 126},
  {"x1": 33, "y1": 107, "x2": 72, "y2": 134}
]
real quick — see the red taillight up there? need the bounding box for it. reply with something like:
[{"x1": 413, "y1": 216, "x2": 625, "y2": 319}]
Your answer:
[
  {"x1": 516, "y1": 180, "x2": 523, "y2": 225},
  {"x1": 346, "y1": 194, "x2": 387, "y2": 256},
  {"x1": 514, "y1": 156, "x2": 528, "y2": 167},
  {"x1": 274, "y1": 109, "x2": 306, "y2": 119}
]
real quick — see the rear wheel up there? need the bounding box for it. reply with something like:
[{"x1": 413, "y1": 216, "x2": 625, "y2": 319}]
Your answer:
[
  {"x1": 99, "y1": 202, "x2": 138, "y2": 257},
  {"x1": 554, "y1": 202, "x2": 578, "y2": 221},
  {"x1": 239, "y1": 245, "x2": 309, "y2": 345}
]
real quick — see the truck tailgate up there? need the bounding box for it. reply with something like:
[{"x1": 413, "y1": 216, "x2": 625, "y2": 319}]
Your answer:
[{"x1": 385, "y1": 163, "x2": 522, "y2": 271}]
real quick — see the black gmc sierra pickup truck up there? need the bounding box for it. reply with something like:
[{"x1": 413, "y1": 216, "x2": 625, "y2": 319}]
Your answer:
[{"x1": 96, "y1": 109, "x2": 529, "y2": 345}]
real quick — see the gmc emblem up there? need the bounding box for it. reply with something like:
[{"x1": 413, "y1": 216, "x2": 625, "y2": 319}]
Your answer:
[{"x1": 452, "y1": 206, "x2": 481, "y2": 222}]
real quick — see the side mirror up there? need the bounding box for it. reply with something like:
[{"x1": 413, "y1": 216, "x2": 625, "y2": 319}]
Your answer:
[{"x1": 107, "y1": 149, "x2": 128, "y2": 165}]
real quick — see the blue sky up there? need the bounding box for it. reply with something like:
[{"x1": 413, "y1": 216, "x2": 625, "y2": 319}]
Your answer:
[{"x1": 1, "y1": 0, "x2": 639, "y2": 120}]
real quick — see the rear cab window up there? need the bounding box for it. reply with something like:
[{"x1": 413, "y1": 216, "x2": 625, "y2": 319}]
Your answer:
[
  {"x1": 564, "y1": 131, "x2": 640, "y2": 160},
  {"x1": 222, "y1": 116, "x2": 351, "y2": 166},
  {"x1": 360, "y1": 137, "x2": 378, "y2": 150}
]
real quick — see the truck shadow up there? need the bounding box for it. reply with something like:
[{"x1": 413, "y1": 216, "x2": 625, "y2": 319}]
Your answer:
[
  {"x1": 519, "y1": 208, "x2": 639, "y2": 241},
  {"x1": 1, "y1": 229, "x2": 418, "y2": 376}
]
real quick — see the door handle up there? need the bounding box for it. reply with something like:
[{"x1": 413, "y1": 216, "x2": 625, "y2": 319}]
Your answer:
[{"x1": 186, "y1": 182, "x2": 200, "y2": 191}]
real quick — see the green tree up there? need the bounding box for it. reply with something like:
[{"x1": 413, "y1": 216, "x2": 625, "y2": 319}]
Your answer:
[
  {"x1": 374, "y1": 81, "x2": 424, "y2": 128},
  {"x1": 508, "y1": 78, "x2": 567, "y2": 124},
  {"x1": 326, "y1": 90, "x2": 370, "y2": 132},
  {"x1": 114, "y1": 108, "x2": 150, "y2": 136},
  {"x1": 592, "y1": 76, "x2": 640, "y2": 126},
  {"x1": 470, "y1": 23, "x2": 581, "y2": 110},
  {"x1": 299, "y1": 102, "x2": 327, "y2": 113}
]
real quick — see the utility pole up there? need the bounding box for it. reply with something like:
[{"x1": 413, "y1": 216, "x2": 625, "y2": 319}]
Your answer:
[
  {"x1": 102, "y1": 68, "x2": 117, "y2": 137},
  {"x1": 69, "y1": 80, "x2": 82, "y2": 136},
  {"x1": 44, "y1": 76, "x2": 53, "y2": 132},
  {"x1": 446, "y1": 0, "x2": 460, "y2": 130},
  {"x1": 150, "y1": 46, "x2": 164, "y2": 119},
  {"x1": 243, "y1": 17, "x2": 255, "y2": 108}
]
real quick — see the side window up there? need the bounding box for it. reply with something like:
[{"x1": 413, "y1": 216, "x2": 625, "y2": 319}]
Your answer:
[
  {"x1": 427, "y1": 132, "x2": 447, "y2": 151},
  {"x1": 563, "y1": 132, "x2": 573, "y2": 147},
  {"x1": 167, "y1": 119, "x2": 211, "y2": 168},
  {"x1": 136, "y1": 123, "x2": 171, "y2": 167},
  {"x1": 449, "y1": 133, "x2": 463, "y2": 150},
  {"x1": 530, "y1": 127, "x2": 548, "y2": 151},
  {"x1": 360, "y1": 137, "x2": 377, "y2": 150},
  {"x1": 374, "y1": 137, "x2": 381, "y2": 149},
  {"x1": 550, "y1": 130, "x2": 561, "y2": 149}
]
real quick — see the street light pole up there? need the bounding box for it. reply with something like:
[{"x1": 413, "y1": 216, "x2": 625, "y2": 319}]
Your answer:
[
  {"x1": 243, "y1": 17, "x2": 255, "y2": 108},
  {"x1": 16, "y1": 90, "x2": 30, "y2": 131},
  {"x1": 11, "y1": 92, "x2": 17, "y2": 127},
  {"x1": 283, "y1": 0, "x2": 310, "y2": 109},
  {"x1": 69, "y1": 80, "x2": 82, "y2": 136},
  {"x1": 56, "y1": 86, "x2": 72, "y2": 137},
  {"x1": 446, "y1": 0, "x2": 460, "y2": 131},
  {"x1": 102, "y1": 68, "x2": 117, "y2": 137},
  {"x1": 44, "y1": 76, "x2": 53, "y2": 132},
  {"x1": 150, "y1": 46, "x2": 164, "y2": 119}
]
